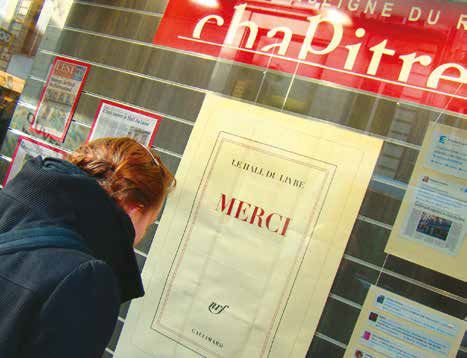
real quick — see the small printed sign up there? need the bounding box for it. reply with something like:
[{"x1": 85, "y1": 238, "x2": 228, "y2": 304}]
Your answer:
[{"x1": 345, "y1": 286, "x2": 465, "y2": 358}]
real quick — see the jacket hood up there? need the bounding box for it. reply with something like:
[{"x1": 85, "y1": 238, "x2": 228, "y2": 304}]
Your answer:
[{"x1": 0, "y1": 157, "x2": 144, "y2": 302}]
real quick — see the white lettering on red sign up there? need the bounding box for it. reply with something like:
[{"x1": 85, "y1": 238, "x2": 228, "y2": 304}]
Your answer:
[{"x1": 192, "y1": 5, "x2": 466, "y2": 91}]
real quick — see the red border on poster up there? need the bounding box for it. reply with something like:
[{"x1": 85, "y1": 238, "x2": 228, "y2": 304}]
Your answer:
[
  {"x1": 3, "y1": 136, "x2": 67, "y2": 187},
  {"x1": 29, "y1": 57, "x2": 91, "y2": 142},
  {"x1": 87, "y1": 100, "x2": 162, "y2": 147}
]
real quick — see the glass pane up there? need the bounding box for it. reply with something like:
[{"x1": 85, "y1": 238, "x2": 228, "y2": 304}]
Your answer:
[
  {"x1": 377, "y1": 274, "x2": 465, "y2": 319},
  {"x1": 101, "y1": 350, "x2": 113, "y2": 358},
  {"x1": 208, "y1": 62, "x2": 264, "y2": 101},
  {"x1": 66, "y1": 3, "x2": 161, "y2": 43},
  {"x1": 155, "y1": 118, "x2": 192, "y2": 156},
  {"x1": 384, "y1": 255, "x2": 466, "y2": 298},
  {"x1": 345, "y1": 220, "x2": 390, "y2": 267},
  {"x1": 107, "y1": 319, "x2": 124, "y2": 351},
  {"x1": 1, "y1": 130, "x2": 20, "y2": 157},
  {"x1": 256, "y1": 71, "x2": 294, "y2": 110},
  {"x1": 135, "y1": 222, "x2": 158, "y2": 255},
  {"x1": 135, "y1": 252, "x2": 146, "y2": 272},
  {"x1": 84, "y1": 0, "x2": 168, "y2": 13},
  {"x1": 119, "y1": 301, "x2": 130, "y2": 319},
  {"x1": 84, "y1": 66, "x2": 205, "y2": 122},
  {"x1": 331, "y1": 259, "x2": 379, "y2": 305},
  {"x1": 0, "y1": 157, "x2": 10, "y2": 184},
  {"x1": 374, "y1": 142, "x2": 419, "y2": 184},
  {"x1": 306, "y1": 336, "x2": 345, "y2": 358},
  {"x1": 2, "y1": 2, "x2": 464, "y2": 357},
  {"x1": 316, "y1": 297, "x2": 360, "y2": 345},
  {"x1": 359, "y1": 180, "x2": 404, "y2": 225},
  {"x1": 154, "y1": 150, "x2": 180, "y2": 175}
]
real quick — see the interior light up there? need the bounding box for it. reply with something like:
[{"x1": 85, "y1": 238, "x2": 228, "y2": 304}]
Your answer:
[
  {"x1": 192, "y1": 0, "x2": 219, "y2": 8},
  {"x1": 322, "y1": 8, "x2": 352, "y2": 25}
]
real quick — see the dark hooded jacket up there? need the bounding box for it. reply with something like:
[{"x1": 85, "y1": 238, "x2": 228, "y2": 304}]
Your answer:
[{"x1": 0, "y1": 157, "x2": 144, "y2": 358}]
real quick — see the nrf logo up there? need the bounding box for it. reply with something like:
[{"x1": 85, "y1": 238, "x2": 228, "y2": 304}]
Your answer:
[
  {"x1": 439, "y1": 135, "x2": 448, "y2": 144},
  {"x1": 209, "y1": 302, "x2": 229, "y2": 315}
]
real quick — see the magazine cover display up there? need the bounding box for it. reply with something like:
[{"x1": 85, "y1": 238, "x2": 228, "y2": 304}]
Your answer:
[{"x1": 30, "y1": 57, "x2": 90, "y2": 142}]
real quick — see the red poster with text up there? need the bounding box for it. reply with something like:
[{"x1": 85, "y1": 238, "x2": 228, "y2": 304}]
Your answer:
[{"x1": 154, "y1": 0, "x2": 466, "y2": 114}]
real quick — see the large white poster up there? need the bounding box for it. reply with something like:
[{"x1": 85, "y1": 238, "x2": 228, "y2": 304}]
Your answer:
[{"x1": 116, "y1": 94, "x2": 382, "y2": 358}]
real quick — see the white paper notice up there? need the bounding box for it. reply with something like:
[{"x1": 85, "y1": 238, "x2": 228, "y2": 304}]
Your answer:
[
  {"x1": 400, "y1": 174, "x2": 466, "y2": 256},
  {"x1": 424, "y1": 127, "x2": 466, "y2": 179},
  {"x1": 88, "y1": 100, "x2": 161, "y2": 146},
  {"x1": 115, "y1": 94, "x2": 382, "y2": 358},
  {"x1": 345, "y1": 286, "x2": 466, "y2": 358},
  {"x1": 385, "y1": 123, "x2": 467, "y2": 280}
]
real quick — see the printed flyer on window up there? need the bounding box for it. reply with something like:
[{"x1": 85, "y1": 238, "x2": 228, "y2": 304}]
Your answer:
[
  {"x1": 30, "y1": 57, "x2": 90, "y2": 142},
  {"x1": 3, "y1": 136, "x2": 67, "y2": 186},
  {"x1": 115, "y1": 94, "x2": 382, "y2": 358},
  {"x1": 344, "y1": 286, "x2": 466, "y2": 358},
  {"x1": 385, "y1": 123, "x2": 466, "y2": 281},
  {"x1": 87, "y1": 100, "x2": 161, "y2": 146}
]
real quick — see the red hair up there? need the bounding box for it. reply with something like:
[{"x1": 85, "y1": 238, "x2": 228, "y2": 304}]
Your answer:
[{"x1": 67, "y1": 137, "x2": 175, "y2": 211}]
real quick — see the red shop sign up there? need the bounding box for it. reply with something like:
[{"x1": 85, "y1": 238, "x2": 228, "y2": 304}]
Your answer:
[{"x1": 154, "y1": 0, "x2": 466, "y2": 114}]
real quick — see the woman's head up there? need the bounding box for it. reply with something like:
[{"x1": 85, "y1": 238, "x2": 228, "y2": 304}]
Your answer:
[{"x1": 67, "y1": 137, "x2": 175, "y2": 244}]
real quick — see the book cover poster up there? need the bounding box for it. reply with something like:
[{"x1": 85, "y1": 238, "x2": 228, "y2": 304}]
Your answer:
[
  {"x1": 385, "y1": 123, "x2": 466, "y2": 281},
  {"x1": 115, "y1": 94, "x2": 382, "y2": 358},
  {"x1": 344, "y1": 286, "x2": 465, "y2": 358}
]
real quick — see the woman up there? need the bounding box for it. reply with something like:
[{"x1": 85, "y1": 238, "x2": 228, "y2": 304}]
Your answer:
[{"x1": 0, "y1": 137, "x2": 175, "y2": 358}]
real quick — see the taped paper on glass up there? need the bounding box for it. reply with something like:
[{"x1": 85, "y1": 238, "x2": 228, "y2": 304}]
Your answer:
[
  {"x1": 344, "y1": 286, "x2": 466, "y2": 358},
  {"x1": 115, "y1": 94, "x2": 382, "y2": 358},
  {"x1": 3, "y1": 136, "x2": 67, "y2": 186},
  {"x1": 88, "y1": 100, "x2": 161, "y2": 146},
  {"x1": 385, "y1": 123, "x2": 466, "y2": 281}
]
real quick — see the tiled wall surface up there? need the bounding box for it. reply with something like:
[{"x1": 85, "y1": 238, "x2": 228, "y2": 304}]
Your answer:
[{"x1": 0, "y1": 1, "x2": 465, "y2": 357}]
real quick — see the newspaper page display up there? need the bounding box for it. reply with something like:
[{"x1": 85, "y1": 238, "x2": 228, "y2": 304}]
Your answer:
[
  {"x1": 88, "y1": 101, "x2": 161, "y2": 146},
  {"x1": 3, "y1": 136, "x2": 67, "y2": 186},
  {"x1": 344, "y1": 286, "x2": 466, "y2": 358},
  {"x1": 115, "y1": 94, "x2": 382, "y2": 358},
  {"x1": 30, "y1": 57, "x2": 90, "y2": 142},
  {"x1": 385, "y1": 123, "x2": 466, "y2": 281}
]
